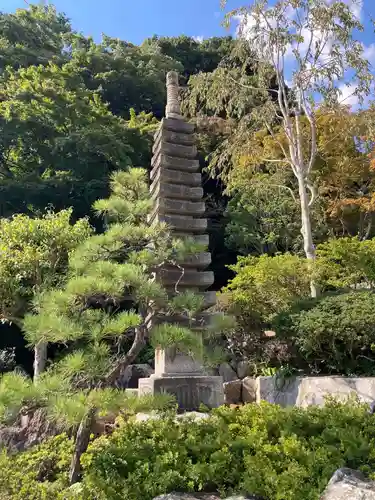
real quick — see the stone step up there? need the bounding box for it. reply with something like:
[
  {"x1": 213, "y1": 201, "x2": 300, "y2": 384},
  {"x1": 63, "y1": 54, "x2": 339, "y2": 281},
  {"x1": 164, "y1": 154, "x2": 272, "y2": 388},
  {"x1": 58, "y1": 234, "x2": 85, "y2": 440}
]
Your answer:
[
  {"x1": 158, "y1": 269, "x2": 214, "y2": 288},
  {"x1": 150, "y1": 181, "x2": 203, "y2": 201},
  {"x1": 152, "y1": 139, "x2": 197, "y2": 160},
  {"x1": 150, "y1": 212, "x2": 207, "y2": 234},
  {"x1": 165, "y1": 290, "x2": 216, "y2": 308},
  {"x1": 151, "y1": 152, "x2": 200, "y2": 173},
  {"x1": 155, "y1": 117, "x2": 194, "y2": 135},
  {"x1": 181, "y1": 252, "x2": 211, "y2": 268},
  {"x1": 150, "y1": 164, "x2": 202, "y2": 187},
  {"x1": 154, "y1": 126, "x2": 195, "y2": 147},
  {"x1": 174, "y1": 233, "x2": 209, "y2": 247},
  {"x1": 152, "y1": 197, "x2": 205, "y2": 217}
]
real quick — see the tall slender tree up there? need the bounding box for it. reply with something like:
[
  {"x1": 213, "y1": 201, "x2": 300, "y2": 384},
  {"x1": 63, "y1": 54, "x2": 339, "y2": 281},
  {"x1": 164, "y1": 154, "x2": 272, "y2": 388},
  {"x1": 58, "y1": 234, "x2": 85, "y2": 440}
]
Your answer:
[{"x1": 221, "y1": 0, "x2": 374, "y2": 295}]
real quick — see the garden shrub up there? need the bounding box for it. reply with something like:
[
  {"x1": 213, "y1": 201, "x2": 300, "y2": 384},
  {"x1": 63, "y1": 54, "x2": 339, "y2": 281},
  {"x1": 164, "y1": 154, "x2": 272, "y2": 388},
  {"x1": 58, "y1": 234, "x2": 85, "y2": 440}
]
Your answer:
[
  {"x1": 0, "y1": 433, "x2": 73, "y2": 499},
  {"x1": 81, "y1": 400, "x2": 375, "y2": 500},
  {"x1": 315, "y1": 237, "x2": 375, "y2": 290},
  {"x1": 274, "y1": 291, "x2": 375, "y2": 375},
  {"x1": 216, "y1": 254, "x2": 310, "y2": 374}
]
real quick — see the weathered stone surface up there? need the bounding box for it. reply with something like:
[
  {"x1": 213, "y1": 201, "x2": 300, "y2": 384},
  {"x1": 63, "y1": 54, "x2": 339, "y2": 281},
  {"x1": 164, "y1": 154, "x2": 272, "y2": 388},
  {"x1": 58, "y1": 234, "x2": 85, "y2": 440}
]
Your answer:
[
  {"x1": 151, "y1": 165, "x2": 202, "y2": 186},
  {"x1": 219, "y1": 362, "x2": 238, "y2": 382},
  {"x1": 138, "y1": 375, "x2": 224, "y2": 411},
  {"x1": 154, "y1": 347, "x2": 204, "y2": 376},
  {"x1": 257, "y1": 376, "x2": 375, "y2": 407},
  {"x1": 180, "y1": 252, "x2": 212, "y2": 269},
  {"x1": 0, "y1": 408, "x2": 66, "y2": 453},
  {"x1": 158, "y1": 268, "x2": 214, "y2": 288},
  {"x1": 223, "y1": 379, "x2": 242, "y2": 404},
  {"x1": 152, "y1": 197, "x2": 205, "y2": 216},
  {"x1": 236, "y1": 361, "x2": 251, "y2": 379},
  {"x1": 321, "y1": 468, "x2": 375, "y2": 499},
  {"x1": 118, "y1": 364, "x2": 154, "y2": 389},
  {"x1": 242, "y1": 377, "x2": 257, "y2": 404},
  {"x1": 154, "y1": 126, "x2": 195, "y2": 147},
  {"x1": 150, "y1": 213, "x2": 207, "y2": 233},
  {"x1": 151, "y1": 182, "x2": 204, "y2": 201},
  {"x1": 153, "y1": 140, "x2": 197, "y2": 159},
  {"x1": 162, "y1": 117, "x2": 195, "y2": 134},
  {"x1": 151, "y1": 153, "x2": 200, "y2": 173}
]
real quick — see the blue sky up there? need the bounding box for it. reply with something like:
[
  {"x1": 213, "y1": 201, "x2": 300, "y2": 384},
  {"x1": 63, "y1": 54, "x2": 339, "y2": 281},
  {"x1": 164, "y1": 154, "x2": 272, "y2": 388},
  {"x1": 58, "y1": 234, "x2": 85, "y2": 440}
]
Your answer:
[
  {"x1": 2, "y1": 0, "x2": 242, "y2": 44},
  {"x1": 2, "y1": 1, "x2": 374, "y2": 47},
  {"x1": 3, "y1": 0, "x2": 375, "y2": 107}
]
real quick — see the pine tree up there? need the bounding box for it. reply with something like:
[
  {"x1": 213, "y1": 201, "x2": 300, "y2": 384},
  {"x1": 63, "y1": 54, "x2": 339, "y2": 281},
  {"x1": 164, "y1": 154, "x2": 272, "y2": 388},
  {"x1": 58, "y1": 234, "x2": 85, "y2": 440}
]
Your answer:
[{"x1": 10, "y1": 167, "x2": 232, "y2": 484}]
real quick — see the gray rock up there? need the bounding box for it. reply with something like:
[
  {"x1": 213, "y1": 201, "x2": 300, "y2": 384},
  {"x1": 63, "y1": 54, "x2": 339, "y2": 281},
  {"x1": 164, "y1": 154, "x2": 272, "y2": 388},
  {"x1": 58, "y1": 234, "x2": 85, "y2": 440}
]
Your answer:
[
  {"x1": 236, "y1": 361, "x2": 251, "y2": 379},
  {"x1": 223, "y1": 379, "x2": 242, "y2": 404},
  {"x1": 118, "y1": 363, "x2": 154, "y2": 388},
  {"x1": 242, "y1": 377, "x2": 256, "y2": 403},
  {"x1": 219, "y1": 362, "x2": 238, "y2": 382},
  {"x1": 321, "y1": 468, "x2": 375, "y2": 499}
]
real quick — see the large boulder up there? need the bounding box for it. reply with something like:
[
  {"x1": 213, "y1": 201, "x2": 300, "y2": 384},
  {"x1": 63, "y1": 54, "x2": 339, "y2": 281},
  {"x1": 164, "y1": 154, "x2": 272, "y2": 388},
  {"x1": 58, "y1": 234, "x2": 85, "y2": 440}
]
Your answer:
[
  {"x1": 242, "y1": 377, "x2": 257, "y2": 404},
  {"x1": 236, "y1": 361, "x2": 251, "y2": 379},
  {"x1": 118, "y1": 363, "x2": 154, "y2": 388},
  {"x1": 321, "y1": 468, "x2": 375, "y2": 499},
  {"x1": 223, "y1": 379, "x2": 242, "y2": 404},
  {"x1": 218, "y1": 362, "x2": 238, "y2": 382}
]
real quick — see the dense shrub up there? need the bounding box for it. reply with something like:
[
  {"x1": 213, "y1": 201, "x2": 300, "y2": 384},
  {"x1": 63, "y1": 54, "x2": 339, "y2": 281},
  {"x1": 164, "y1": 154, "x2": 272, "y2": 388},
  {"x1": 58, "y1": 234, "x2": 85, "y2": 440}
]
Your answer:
[
  {"x1": 217, "y1": 254, "x2": 310, "y2": 373},
  {"x1": 0, "y1": 433, "x2": 73, "y2": 499},
  {"x1": 80, "y1": 400, "x2": 375, "y2": 500},
  {"x1": 315, "y1": 237, "x2": 375, "y2": 290},
  {"x1": 274, "y1": 291, "x2": 375, "y2": 375}
]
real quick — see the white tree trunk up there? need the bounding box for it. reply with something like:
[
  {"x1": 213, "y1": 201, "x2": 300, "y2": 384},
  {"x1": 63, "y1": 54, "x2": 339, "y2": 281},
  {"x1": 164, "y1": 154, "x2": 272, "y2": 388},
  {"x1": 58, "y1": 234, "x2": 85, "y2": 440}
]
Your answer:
[
  {"x1": 297, "y1": 174, "x2": 318, "y2": 298},
  {"x1": 34, "y1": 342, "x2": 47, "y2": 381}
]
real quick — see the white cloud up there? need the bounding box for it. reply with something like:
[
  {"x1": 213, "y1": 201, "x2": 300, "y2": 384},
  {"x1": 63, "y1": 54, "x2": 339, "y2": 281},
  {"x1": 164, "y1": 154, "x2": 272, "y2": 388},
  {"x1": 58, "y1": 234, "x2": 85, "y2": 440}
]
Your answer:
[
  {"x1": 193, "y1": 36, "x2": 204, "y2": 43},
  {"x1": 338, "y1": 83, "x2": 359, "y2": 108},
  {"x1": 363, "y1": 43, "x2": 375, "y2": 65}
]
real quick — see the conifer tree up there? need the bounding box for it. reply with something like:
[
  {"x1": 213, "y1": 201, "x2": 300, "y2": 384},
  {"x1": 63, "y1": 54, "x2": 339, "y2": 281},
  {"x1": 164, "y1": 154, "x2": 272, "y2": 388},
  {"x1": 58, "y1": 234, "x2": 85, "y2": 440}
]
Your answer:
[{"x1": 14, "y1": 167, "x2": 230, "y2": 484}]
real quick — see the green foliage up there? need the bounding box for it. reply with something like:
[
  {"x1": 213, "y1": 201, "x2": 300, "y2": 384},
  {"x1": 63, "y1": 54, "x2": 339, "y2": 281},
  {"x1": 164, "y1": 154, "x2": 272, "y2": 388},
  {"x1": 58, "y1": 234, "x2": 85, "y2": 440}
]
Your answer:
[
  {"x1": 0, "y1": 434, "x2": 73, "y2": 499},
  {"x1": 274, "y1": 291, "x2": 375, "y2": 375},
  {"x1": 80, "y1": 400, "x2": 375, "y2": 500},
  {"x1": 0, "y1": 4, "x2": 72, "y2": 69},
  {"x1": 0, "y1": 209, "x2": 92, "y2": 322},
  {"x1": 143, "y1": 35, "x2": 234, "y2": 80},
  {"x1": 315, "y1": 237, "x2": 375, "y2": 290},
  {"x1": 225, "y1": 253, "x2": 311, "y2": 324}
]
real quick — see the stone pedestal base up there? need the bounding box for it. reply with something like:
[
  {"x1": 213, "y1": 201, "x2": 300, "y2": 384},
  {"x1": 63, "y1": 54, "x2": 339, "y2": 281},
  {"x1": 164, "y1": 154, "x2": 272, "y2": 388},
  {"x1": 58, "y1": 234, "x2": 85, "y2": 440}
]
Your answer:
[{"x1": 138, "y1": 375, "x2": 224, "y2": 411}]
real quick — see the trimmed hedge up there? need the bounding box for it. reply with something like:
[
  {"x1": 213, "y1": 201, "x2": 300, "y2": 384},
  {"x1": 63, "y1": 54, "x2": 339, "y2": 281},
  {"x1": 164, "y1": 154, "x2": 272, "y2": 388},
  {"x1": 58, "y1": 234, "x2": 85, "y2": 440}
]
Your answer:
[
  {"x1": 2, "y1": 401, "x2": 375, "y2": 499},
  {"x1": 81, "y1": 400, "x2": 375, "y2": 500}
]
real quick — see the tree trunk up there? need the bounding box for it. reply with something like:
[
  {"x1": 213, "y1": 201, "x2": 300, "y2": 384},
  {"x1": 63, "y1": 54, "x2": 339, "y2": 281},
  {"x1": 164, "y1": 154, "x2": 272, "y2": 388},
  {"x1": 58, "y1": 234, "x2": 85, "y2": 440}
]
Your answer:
[
  {"x1": 69, "y1": 407, "x2": 96, "y2": 485},
  {"x1": 34, "y1": 342, "x2": 47, "y2": 381},
  {"x1": 297, "y1": 175, "x2": 318, "y2": 298}
]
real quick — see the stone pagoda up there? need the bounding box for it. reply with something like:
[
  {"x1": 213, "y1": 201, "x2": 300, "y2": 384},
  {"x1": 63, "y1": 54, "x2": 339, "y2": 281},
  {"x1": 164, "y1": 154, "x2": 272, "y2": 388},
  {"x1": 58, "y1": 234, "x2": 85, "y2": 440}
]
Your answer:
[{"x1": 138, "y1": 72, "x2": 224, "y2": 410}]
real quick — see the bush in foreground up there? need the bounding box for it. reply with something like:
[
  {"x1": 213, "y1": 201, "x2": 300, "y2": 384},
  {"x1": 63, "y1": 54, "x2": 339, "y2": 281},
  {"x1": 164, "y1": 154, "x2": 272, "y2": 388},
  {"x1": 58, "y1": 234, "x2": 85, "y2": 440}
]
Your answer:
[
  {"x1": 81, "y1": 400, "x2": 375, "y2": 500},
  {"x1": 2, "y1": 400, "x2": 375, "y2": 499}
]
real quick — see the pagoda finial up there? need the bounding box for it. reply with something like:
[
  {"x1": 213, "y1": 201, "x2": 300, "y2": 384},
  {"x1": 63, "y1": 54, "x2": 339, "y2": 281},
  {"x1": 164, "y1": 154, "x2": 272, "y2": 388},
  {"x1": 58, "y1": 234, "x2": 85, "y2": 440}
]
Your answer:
[{"x1": 165, "y1": 71, "x2": 182, "y2": 120}]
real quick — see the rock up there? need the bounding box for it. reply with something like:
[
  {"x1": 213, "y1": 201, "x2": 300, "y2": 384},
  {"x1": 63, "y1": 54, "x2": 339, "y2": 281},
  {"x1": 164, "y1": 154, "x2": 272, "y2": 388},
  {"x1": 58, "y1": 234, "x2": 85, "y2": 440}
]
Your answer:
[
  {"x1": 223, "y1": 379, "x2": 242, "y2": 404},
  {"x1": 219, "y1": 362, "x2": 238, "y2": 382},
  {"x1": 0, "y1": 408, "x2": 66, "y2": 453},
  {"x1": 321, "y1": 468, "x2": 375, "y2": 499},
  {"x1": 118, "y1": 364, "x2": 154, "y2": 388},
  {"x1": 236, "y1": 361, "x2": 251, "y2": 379},
  {"x1": 242, "y1": 377, "x2": 257, "y2": 403}
]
